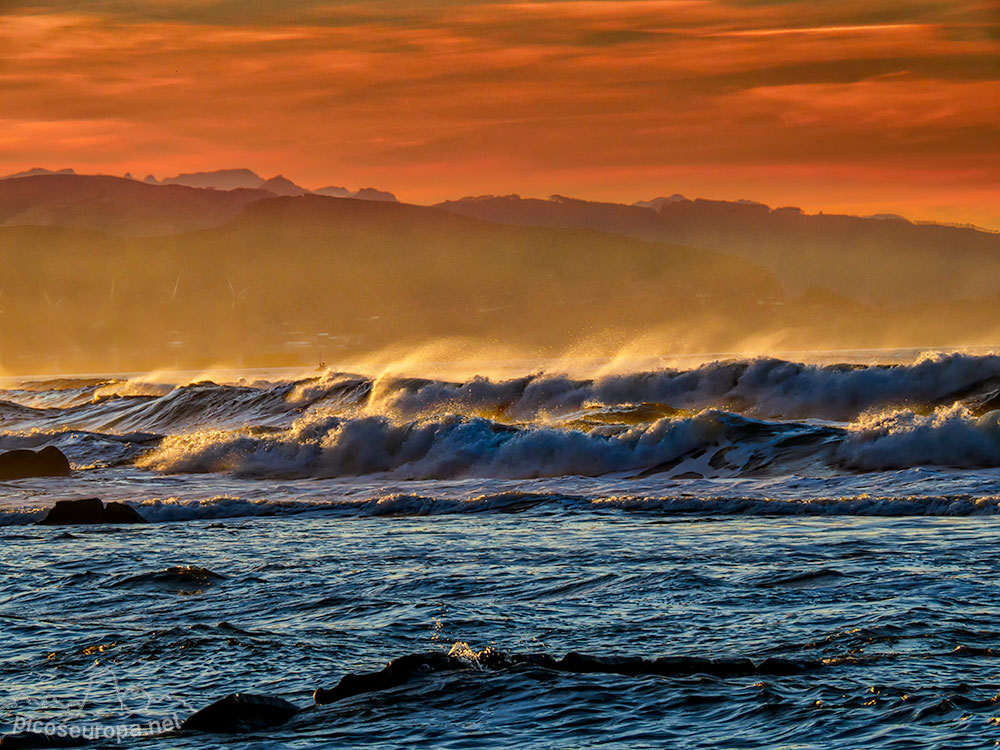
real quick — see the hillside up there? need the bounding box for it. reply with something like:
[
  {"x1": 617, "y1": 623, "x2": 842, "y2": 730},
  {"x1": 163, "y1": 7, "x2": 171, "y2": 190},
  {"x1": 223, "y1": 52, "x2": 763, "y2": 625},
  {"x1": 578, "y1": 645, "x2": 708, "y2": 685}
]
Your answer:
[
  {"x1": 1, "y1": 176, "x2": 997, "y2": 373},
  {"x1": 0, "y1": 174, "x2": 270, "y2": 236},
  {"x1": 435, "y1": 195, "x2": 1000, "y2": 305},
  {"x1": 0, "y1": 195, "x2": 781, "y2": 373}
]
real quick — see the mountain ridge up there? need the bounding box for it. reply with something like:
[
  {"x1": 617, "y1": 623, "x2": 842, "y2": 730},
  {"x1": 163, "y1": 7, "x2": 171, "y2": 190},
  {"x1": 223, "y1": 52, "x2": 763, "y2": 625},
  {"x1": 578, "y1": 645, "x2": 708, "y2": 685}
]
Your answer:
[
  {"x1": 433, "y1": 193, "x2": 1000, "y2": 304},
  {"x1": 0, "y1": 192, "x2": 783, "y2": 373}
]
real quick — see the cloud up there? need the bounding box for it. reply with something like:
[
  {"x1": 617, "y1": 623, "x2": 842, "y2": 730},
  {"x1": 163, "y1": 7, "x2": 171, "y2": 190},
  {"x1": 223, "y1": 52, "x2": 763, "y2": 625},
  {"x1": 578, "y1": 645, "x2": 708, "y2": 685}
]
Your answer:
[{"x1": 0, "y1": 0, "x2": 995, "y2": 225}]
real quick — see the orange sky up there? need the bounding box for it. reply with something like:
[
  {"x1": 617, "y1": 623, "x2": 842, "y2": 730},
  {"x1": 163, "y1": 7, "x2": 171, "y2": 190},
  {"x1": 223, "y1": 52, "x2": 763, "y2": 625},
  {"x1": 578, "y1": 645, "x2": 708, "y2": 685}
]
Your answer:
[{"x1": 1, "y1": 0, "x2": 997, "y2": 226}]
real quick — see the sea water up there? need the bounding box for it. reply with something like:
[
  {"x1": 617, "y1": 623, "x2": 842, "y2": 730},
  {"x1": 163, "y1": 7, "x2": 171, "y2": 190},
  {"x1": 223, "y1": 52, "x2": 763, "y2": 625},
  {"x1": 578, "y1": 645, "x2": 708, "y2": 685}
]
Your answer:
[{"x1": 2, "y1": 352, "x2": 1000, "y2": 747}]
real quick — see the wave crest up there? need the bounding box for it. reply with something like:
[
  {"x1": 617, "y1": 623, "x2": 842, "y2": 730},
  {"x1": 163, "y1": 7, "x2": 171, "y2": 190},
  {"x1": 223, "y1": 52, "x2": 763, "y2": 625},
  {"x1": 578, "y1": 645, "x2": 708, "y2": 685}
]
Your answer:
[{"x1": 136, "y1": 412, "x2": 742, "y2": 479}]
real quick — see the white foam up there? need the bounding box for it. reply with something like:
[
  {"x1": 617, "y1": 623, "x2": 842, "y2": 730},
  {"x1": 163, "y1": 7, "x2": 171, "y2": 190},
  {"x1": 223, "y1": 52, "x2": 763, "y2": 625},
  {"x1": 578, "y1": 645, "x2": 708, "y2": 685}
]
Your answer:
[{"x1": 5, "y1": 490, "x2": 999, "y2": 527}]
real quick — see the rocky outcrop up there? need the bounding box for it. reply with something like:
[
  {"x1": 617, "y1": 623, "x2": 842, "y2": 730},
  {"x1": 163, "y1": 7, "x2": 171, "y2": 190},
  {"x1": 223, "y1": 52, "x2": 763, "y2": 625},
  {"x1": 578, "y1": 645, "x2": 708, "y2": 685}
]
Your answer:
[
  {"x1": 313, "y1": 648, "x2": 821, "y2": 705},
  {"x1": 0, "y1": 447, "x2": 70, "y2": 480},
  {"x1": 181, "y1": 693, "x2": 301, "y2": 733},
  {"x1": 38, "y1": 498, "x2": 146, "y2": 525},
  {"x1": 314, "y1": 651, "x2": 460, "y2": 704},
  {"x1": 111, "y1": 566, "x2": 222, "y2": 593}
]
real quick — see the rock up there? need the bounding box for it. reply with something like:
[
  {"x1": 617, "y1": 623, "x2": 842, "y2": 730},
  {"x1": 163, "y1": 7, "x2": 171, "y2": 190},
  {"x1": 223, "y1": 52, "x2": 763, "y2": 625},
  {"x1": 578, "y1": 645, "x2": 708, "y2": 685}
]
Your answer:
[
  {"x1": 103, "y1": 502, "x2": 147, "y2": 523},
  {"x1": 112, "y1": 565, "x2": 222, "y2": 592},
  {"x1": 181, "y1": 693, "x2": 301, "y2": 733},
  {"x1": 557, "y1": 652, "x2": 651, "y2": 675},
  {"x1": 311, "y1": 647, "x2": 826, "y2": 708},
  {"x1": 755, "y1": 657, "x2": 815, "y2": 675},
  {"x1": 38, "y1": 498, "x2": 147, "y2": 525},
  {"x1": 0, "y1": 447, "x2": 71, "y2": 480},
  {"x1": 314, "y1": 652, "x2": 461, "y2": 705}
]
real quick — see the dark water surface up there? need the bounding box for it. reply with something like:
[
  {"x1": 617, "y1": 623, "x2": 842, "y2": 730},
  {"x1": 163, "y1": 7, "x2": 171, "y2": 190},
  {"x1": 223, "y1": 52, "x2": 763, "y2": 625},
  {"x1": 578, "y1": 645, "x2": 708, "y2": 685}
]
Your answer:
[
  {"x1": 5, "y1": 354, "x2": 1000, "y2": 746},
  {"x1": 3, "y1": 512, "x2": 999, "y2": 748}
]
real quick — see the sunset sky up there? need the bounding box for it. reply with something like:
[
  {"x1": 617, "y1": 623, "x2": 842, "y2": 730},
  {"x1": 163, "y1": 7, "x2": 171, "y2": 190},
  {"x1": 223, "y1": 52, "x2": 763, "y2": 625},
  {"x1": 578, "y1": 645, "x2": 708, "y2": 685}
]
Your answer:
[{"x1": 1, "y1": 0, "x2": 997, "y2": 227}]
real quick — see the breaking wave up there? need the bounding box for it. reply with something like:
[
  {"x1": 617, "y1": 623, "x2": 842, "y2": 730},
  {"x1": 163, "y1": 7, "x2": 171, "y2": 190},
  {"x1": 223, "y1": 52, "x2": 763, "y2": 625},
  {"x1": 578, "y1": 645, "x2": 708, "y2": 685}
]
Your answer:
[
  {"x1": 4, "y1": 351, "x2": 1000, "y2": 481},
  {"x1": 5, "y1": 490, "x2": 1000, "y2": 527},
  {"x1": 134, "y1": 404, "x2": 1000, "y2": 480},
  {"x1": 136, "y1": 410, "x2": 822, "y2": 479},
  {"x1": 1, "y1": 352, "x2": 1000, "y2": 434}
]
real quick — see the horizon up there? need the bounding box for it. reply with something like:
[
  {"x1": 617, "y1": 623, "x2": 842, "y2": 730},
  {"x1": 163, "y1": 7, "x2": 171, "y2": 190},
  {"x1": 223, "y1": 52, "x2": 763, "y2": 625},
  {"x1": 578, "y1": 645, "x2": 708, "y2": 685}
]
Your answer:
[
  {"x1": 2, "y1": 0, "x2": 997, "y2": 228},
  {"x1": 5, "y1": 165, "x2": 999, "y2": 232}
]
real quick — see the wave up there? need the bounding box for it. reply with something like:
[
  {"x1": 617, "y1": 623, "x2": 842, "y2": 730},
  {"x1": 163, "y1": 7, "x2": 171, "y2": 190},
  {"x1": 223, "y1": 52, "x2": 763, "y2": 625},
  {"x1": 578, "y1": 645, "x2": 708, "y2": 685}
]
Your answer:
[
  {"x1": 136, "y1": 410, "x2": 827, "y2": 479},
  {"x1": 132, "y1": 399, "x2": 1000, "y2": 480},
  {"x1": 339, "y1": 351, "x2": 1000, "y2": 421},
  {"x1": 3, "y1": 353, "x2": 1000, "y2": 435},
  {"x1": 312, "y1": 644, "x2": 824, "y2": 706},
  {"x1": 6, "y1": 490, "x2": 1000, "y2": 527},
  {"x1": 838, "y1": 406, "x2": 1000, "y2": 470},
  {"x1": 0, "y1": 428, "x2": 160, "y2": 468},
  {"x1": 4, "y1": 353, "x2": 1000, "y2": 476},
  {"x1": 0, "y1": 380, "x2": 302, "y2": 435}
]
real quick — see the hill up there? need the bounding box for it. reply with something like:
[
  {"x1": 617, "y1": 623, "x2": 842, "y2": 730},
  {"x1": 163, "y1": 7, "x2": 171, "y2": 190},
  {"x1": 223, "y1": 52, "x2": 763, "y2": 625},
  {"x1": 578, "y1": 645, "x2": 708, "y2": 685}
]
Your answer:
[
  {"x1": 0, "y1": 194, "x2": 781, "y2": 373},
  {"x1": 1, "y1": 176, "x2": 997, "y2": 373},
  {"x1": 435, "y1": 195, "x2": 1000, "y2": 306},
  {"x1": 0, "y1": 174, "x2": 270, "y2": 236}
]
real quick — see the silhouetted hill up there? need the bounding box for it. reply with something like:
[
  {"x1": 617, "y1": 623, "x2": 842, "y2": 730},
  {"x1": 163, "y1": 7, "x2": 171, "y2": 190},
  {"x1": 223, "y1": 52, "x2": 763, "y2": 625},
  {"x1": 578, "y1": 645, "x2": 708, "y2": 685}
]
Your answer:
[
  {"x1": 314, "y1": 186, "x2": 352, "y2": 197},
  {"x1": 151, "y1": 168, "x2": 265, "y2": 190},
  {"x1": 259, "y1": 175, "x2": 310, "y2": 196},
  {"x1": 1, "y1": 175, "x2": 997, "y2": 372},
  {"x1": 435, "y1": 195, "x2": 1000, "y2": 305},
  {"x1": 1, "y1": 167, "x2": 76, "y2": 180},
  {"x1": 634, "y1": 194, "x2": 687, "y2": 210},
  {"x1": 315, "y1": 186, "x2": 398, "y2": 201},
  {"x1": 0, "y1": 174, "x2": 271, "y2": 236},
  {"x1": 0, "y1": 194, "x2": 781, "y2": 372},
  {"x1": 141, "y1": 169, "x2": 399, "y2": 200},
  {"x1": 353, "y1": 187, "x2": 397, "y2": 202}
]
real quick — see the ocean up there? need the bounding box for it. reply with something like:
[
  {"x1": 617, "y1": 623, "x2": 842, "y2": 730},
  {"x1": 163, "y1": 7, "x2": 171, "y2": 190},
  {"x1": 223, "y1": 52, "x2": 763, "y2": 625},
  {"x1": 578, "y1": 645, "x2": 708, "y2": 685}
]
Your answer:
[{"x1": 2, "y1": 351, "x2": 1000, "y2": 748}]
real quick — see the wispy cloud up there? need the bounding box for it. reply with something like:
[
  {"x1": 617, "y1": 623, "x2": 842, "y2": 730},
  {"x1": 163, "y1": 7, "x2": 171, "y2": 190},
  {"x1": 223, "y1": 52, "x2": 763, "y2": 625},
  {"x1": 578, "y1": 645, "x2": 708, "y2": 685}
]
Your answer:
[{"x1": 0, "y1": 0, "x2": 996, "y2": 225}]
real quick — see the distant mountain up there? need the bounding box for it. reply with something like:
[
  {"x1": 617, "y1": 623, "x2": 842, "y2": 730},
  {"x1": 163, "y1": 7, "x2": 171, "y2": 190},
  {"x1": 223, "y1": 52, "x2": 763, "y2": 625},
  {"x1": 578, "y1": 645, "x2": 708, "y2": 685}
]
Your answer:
[
  {"x1": 1, "y1": 167, "x2": 76, "y2": 179},
  {"x1": 634, "y1": 194, "x2": 686, "y2": 210},
  {"x1": 353, "y1": 187, "x2": 397, "y2": 202},
  {"x1": 0, "y1": 193, "x2": 781, "y2": 373},
  {"x1": 0, "y1": 172, "x2": 403, "y2": 239},
  {"x1": 150, "y1": 168, "x2": 265, "y2": 190},
  {"x1": 315, "y1": 185, "x2": 398, "y2": 202},
  {"x1": 435, "y1": 194, "x2": 1000, "y2": 306},
  {"x1": 137, "y1": 169, "x2": 399, "y2": 202},
  {"x1": 0, "y1": 174, "x2": 271, "y2": 236},
  {"x1": 1, "y1": 172, "x2": 998, "y2": 373},
  {"x1": 259, "y1": 174, "x2": 309, "y2": 196},
  {"x1": 314, "y1": 186, "x2": 352, "y2": 198}
]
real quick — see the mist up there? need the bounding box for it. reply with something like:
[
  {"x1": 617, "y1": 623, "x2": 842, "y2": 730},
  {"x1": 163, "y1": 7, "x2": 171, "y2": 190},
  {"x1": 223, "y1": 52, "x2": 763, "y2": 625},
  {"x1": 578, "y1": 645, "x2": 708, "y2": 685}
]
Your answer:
[{"x1": 1, "y1": 180, "x2": 999, "y2": 377}]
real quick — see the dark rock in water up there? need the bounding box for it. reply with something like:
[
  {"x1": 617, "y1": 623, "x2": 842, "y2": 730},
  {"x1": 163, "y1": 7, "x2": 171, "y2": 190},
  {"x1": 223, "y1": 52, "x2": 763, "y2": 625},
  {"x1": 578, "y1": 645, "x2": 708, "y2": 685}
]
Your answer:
[
  {"x1": 313, "y1": 648, "x2": 828, "y2": 707},
  {"x1": 0, "y1": 447, "x2": 71, "y2": 480},
  {"x1": 0, "y1": 732, "x2": 88, "y2": 748},
  {"x1": 181, "y1": 693, "x2": 301, "y2": 733},
  {"x1": 755, "y1": 657, "x2": 816, "y2": 675},
  {"x1": 314, "y1": 651, "x2": 464, "y2": 704},
  {"x1": 651, "y1": 656, "x2": 758, "y2": 677},
  {"x1": 38, "y1": 498, "x2": 146, "y2": 525},
  {"x1": 557, "y1": 652, "x2": 652, "y2": 675},
  {"x1": 104, "y1": 502, "x2": 147, "y2": 523},
  {"x1": 112, "y1": 565, "x2": 222, "y2": 593}
]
